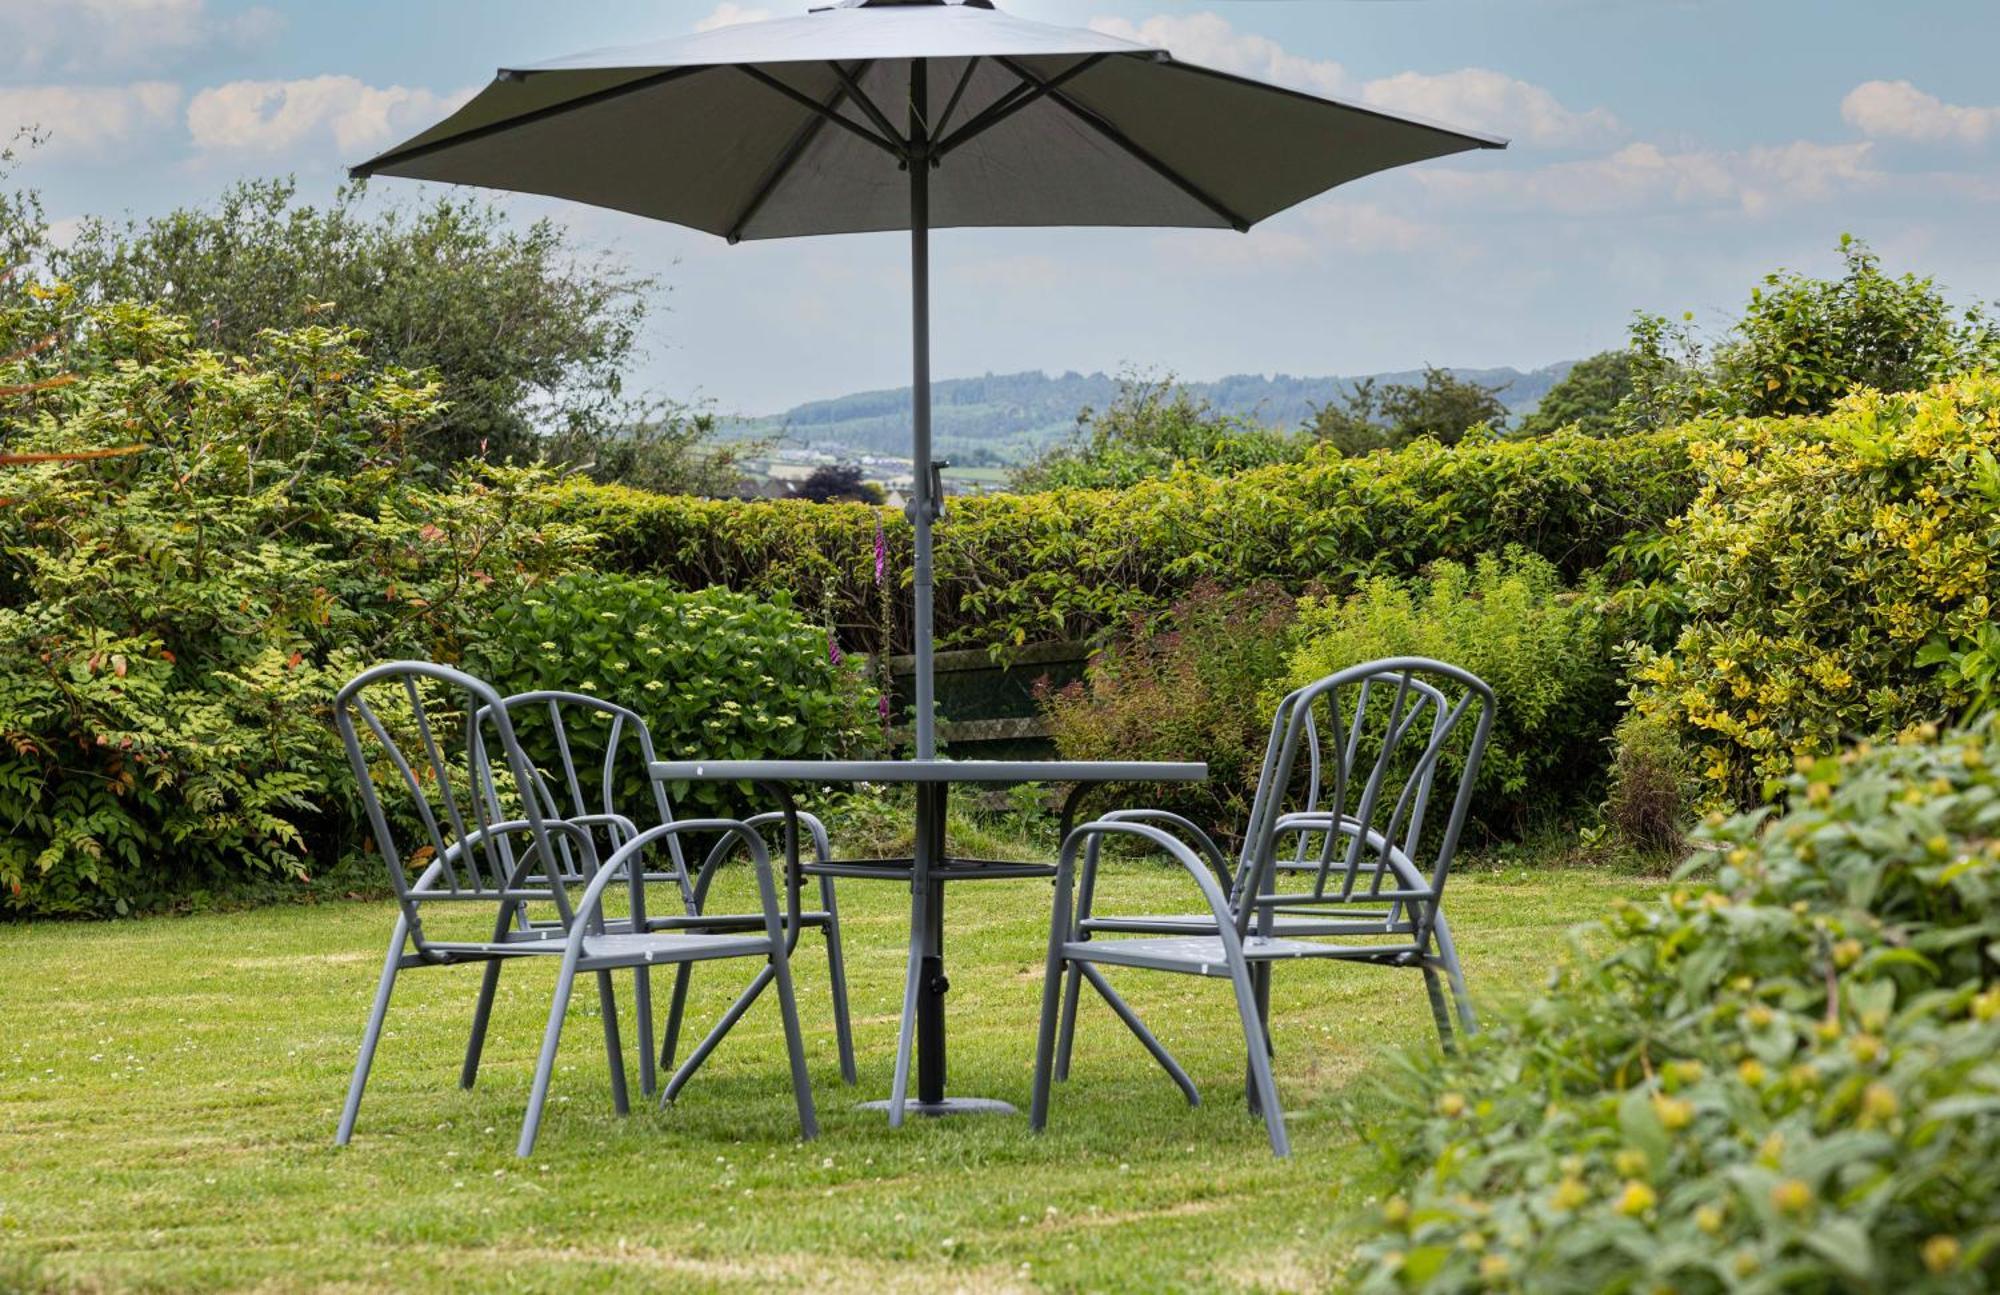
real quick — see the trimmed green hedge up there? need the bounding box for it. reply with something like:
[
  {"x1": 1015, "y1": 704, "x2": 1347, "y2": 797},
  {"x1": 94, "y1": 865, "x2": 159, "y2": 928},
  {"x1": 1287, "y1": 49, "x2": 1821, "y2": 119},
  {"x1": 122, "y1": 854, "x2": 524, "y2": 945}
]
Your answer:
[{"x1": 538, "y1": 427, "x2": 1701, "y2": 658}]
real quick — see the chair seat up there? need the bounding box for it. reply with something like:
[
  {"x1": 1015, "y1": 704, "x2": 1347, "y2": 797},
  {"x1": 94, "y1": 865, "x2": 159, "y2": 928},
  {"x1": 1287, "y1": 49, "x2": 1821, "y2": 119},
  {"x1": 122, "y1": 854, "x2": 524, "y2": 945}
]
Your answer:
[
  {"x1": 1080, "y1": 911, "x2": 1416, "y2": 939},
  {"x1": 426, "y1": 930, "x2": 775, "y2": 969},
  {"x1": 1062, "y1": 933, "x2": 1422, "y2": 977}
]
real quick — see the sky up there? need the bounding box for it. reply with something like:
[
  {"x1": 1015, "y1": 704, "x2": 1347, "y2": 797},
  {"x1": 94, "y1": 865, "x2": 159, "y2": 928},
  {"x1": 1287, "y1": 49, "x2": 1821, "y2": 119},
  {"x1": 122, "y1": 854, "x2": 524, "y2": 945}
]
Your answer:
[{"x1": 5, "y1": 0, "x2": 2000, "y2": 416}]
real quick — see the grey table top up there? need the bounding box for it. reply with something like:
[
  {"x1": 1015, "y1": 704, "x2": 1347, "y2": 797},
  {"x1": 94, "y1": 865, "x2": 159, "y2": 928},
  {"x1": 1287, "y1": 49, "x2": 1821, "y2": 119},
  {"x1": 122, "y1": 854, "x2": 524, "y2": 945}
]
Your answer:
[{"x1": 648, "y1": 758, "x2": 1208, "y2": 785}]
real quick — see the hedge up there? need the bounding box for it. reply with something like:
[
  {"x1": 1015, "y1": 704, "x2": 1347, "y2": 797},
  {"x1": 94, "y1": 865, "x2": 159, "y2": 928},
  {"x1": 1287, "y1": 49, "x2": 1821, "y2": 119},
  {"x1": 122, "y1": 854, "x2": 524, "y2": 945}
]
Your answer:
[
  {"x1": 537, "y1": 427, "x2": 1702, "y2": 658},
  {"x1": 1629, "y1": 376, "x2": 2000, "y2": 808}
]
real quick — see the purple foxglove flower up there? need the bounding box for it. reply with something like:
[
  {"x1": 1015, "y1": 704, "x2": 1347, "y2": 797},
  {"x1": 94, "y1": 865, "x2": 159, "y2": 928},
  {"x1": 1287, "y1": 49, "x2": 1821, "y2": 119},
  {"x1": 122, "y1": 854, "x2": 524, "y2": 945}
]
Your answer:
[
  {"x1": 873, "y1": 518, "x2": 887, "y2": 588},
  {"x1": 878, "y1": 693, "x2": 892, "y2": 722},
  {"x1": 827, "y1": 633, "x2": 843, "y2": 666}
]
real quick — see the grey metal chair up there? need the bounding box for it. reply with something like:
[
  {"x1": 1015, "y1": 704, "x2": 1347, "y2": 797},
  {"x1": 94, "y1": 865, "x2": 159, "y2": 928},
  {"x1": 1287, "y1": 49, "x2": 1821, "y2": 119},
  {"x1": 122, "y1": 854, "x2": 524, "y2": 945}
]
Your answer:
[
  {"x1": 1030, "y1": 657, "x2": 1495, "y2": 1157},
  {"x1": 467, "y1": 691, "x2": 857, "y2": 1100},
  {"x1": 332, "y1": 662, "x2": 817, "y2": 1157}
]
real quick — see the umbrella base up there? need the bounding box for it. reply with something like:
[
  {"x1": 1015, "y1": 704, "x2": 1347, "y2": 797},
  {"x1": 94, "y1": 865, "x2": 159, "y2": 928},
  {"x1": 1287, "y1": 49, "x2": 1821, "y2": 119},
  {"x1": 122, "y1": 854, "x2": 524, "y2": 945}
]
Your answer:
[{"x1": 857, "y1": 1096, "x2": 1018, "y2": 1118}]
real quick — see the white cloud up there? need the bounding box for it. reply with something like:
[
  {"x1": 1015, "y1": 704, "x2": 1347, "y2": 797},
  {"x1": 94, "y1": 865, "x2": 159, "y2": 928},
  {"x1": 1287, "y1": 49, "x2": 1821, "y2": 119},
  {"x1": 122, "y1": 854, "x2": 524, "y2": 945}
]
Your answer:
[
  {"x1": 0, "y1": 82, "x2": 182, "y2": 159},
  {"x1": 1842, "y1": 80, "x2": 1998, "y2": 146},
  {"x1": 0, "y1": 0, "x2": 280, "y2": 78},
  {"x1": 186, "y1": 76, "x2": 468, "y2": 158},
  {"x1": 1359, "y1": 69, "x2": 1620, "y2": 148},
  {"x1": 1089, "y1": 13, "x2": 1348, "y2": 99},
  {"x1": 1088, "y1": 12, "x2": 1610, "y2": 149},
  {"x1": 695, "y1": 4, "x2": 774, "y2": 33},
  {"x1": 1415, "y1": 139, "x2": 1878, "y2": 217}
]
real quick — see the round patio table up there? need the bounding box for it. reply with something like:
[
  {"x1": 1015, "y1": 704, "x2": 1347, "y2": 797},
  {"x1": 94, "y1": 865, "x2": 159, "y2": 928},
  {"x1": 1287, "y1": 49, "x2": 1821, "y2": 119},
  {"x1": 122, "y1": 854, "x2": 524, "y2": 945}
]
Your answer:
[{"x1": 648, "y1": 758, "x2": 1206, "y2": 1125}]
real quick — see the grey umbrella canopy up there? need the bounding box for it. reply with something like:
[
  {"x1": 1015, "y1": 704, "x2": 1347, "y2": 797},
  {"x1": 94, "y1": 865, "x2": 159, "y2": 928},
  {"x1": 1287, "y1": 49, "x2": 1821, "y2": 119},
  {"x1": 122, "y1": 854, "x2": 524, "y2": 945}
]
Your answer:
[{"x1": 355, "y1": 0, "x2": 1506, "y2": 757}]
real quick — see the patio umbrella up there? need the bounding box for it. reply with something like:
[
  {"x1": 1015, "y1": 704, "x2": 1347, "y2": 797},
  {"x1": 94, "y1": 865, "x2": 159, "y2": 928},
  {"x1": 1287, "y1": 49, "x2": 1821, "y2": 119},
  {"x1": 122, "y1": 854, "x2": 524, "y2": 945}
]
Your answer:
[{"x1": 353, "y1": 0, "x2": 1506, "y2": 759}]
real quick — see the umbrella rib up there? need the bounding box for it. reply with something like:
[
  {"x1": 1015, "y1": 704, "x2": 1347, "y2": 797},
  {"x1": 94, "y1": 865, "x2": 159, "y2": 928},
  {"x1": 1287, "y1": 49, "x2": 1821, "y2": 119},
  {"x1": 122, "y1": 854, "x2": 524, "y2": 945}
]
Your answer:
[
  {"x1": 735, "y1": 65, "x2": 906, "y2": 161},
  {"x1": 727, "y1": 64, "x2": 871, "y2": 243},
  {"x1": 932, "y1": 56, "x2": 981, "y2": 140},
  {"x1": 351, "y1": 65, "x2": 711, "y2": 177},
  {"x1": 933, "y1": 54, "x2": 1109, "y2": 160},
  {"x1": 827, "y1": 61, "x2": 906, "y2": 151},
  {"x1": 992, "y1": 56, "x2": 1250, "y2": 232}
]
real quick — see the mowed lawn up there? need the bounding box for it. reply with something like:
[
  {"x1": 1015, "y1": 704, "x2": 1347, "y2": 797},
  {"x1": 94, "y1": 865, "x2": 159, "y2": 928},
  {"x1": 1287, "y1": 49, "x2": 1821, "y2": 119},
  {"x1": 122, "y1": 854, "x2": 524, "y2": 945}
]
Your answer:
[{"x1": 0, "y1": 862, "x2": 1653, "y2": 1293}]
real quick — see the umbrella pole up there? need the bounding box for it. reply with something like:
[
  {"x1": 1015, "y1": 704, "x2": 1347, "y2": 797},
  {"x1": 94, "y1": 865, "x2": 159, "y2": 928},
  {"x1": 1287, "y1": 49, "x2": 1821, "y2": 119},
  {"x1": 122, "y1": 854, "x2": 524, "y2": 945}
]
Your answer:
[{"x1": 908, "y1": 60, "x2": 936, "y2": 761}]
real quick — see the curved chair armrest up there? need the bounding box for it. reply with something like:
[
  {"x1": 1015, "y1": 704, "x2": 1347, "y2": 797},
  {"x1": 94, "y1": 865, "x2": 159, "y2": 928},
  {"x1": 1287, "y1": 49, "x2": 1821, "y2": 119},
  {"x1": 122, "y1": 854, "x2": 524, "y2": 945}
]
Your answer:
[
  {"x1": 1091, "y1": 809, "x2": 1232, "y2": 885},
  {"x1": 741, "y1": 809, "x2": 833, "y2": 864},
  {"x1": 430, "y1": 818, "x2": 601, "y2": 888},
  {"x1": 1266, "y1": 813, "x2": 1427, "y2": 884},
  {"x1": 575, "y1": 820, "x2": 781, "y2": 945},
  {"x1": 1057, "y1": 819, "x2": 1240, "y2": 936}
]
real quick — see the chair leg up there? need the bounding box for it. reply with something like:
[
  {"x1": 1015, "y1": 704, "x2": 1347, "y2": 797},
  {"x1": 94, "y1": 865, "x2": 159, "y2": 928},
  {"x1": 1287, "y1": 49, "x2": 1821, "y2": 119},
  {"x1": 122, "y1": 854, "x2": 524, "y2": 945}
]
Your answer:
[
  {"x1": 517, "y1": 957, "x2": 581, "y2": 1159},
  {"x1": 1227, "y1": 958, "x2": 1290, "y2": 1157},
  {"x1": 1432, "y1": 914, "x2": 1479, "y2": 1036},
  {"x1": 1076, "y1": 964, "x2": 1199, "y2": 1107},
  {"x1": 1053, "y1": 960, "x2": 1084, "y2": 1081},
  {"x1": 595, "y1": 970, "x2": 630, "y2": 1116},
  {"x1": 887, "y1": 883, "x2": 928, "y2": 1128},
  {"x1": 1029, "y1": 954, "x2": 1067, "y2": 1134},
  {"x1": 335, "y1": 918, "x2": 407, "y2": 1146},
  {"x1": 461, "y1": 958, "x2": 503, "y2": 1090},
  {"x1": 1246, "y1": 963, "x2": 1273, "y2": 1116},
  {"x1": 768, "y1": 945, "x2": 820, "y2": 1140},
  {"x1": 663, "y1": 964, "x2": 773, "y2": 1104},
  {"x1": 819, "y1": 876, "x2": 858, "y2": 1086},
  {"x1": 633, "y1": 965, "x2": 656, "y2": 1098},
  {"x1": 1422, "y1": 966, "x2": 1458, "y2": 1054},
  {"x1": 659, "y1": 963, "x2": 694, "y2": 1077}
]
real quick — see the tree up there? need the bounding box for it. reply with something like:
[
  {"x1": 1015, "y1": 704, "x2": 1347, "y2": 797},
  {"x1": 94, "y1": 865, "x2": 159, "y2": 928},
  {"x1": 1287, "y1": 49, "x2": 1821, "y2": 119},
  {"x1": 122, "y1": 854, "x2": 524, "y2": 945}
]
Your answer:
[
  {"x1": 795, "y1": 463, "x2": 880, "y2": 504},
  {"x1": 1621, "y1": 234, "x2": 1999, "y2": 431},
  {"x1": 1517, "y1": 351, "x2": 1637, "y2": 438},
  {"x1": 46, "y1": 178, "x2": 654, "y2": 471},
  {"x1": 1307, "y1": 366, "x2": 1509, "y2": 455},
  {"x1": 1013, "y1": 371, "x2": 1302, "y2": 491},
  {"x1": 543, "y1": 401, "x2": 749, "y2": 498}
]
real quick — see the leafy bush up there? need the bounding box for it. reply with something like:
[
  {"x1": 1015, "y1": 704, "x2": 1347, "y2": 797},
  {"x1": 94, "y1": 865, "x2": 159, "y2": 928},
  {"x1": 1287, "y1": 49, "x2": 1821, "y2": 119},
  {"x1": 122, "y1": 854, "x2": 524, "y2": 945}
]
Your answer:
[
  {"x1": 1348, "y1": 723, "x2": 2000, "y2": 1292},
  {"x1": 1623, "y1": 235, "x2": 1999, "y2": 432},
  {"x1": 1039, "y1": 581, "x2": 1299, "y2": 841},
  {"x1": 1517, "y1": 350, "x2": 1638, "y2": 439},
  {"x1": 0, "y1": 286, "x2": 592, "y2": 916},
  {"x1": 1308, "y1": 366, "x2": 1511, "y2": 456},
  {"x1": 1629, "y1": 376, "x2": 2000, "y2": 808},
  {"x1": 466, "y1": 575, "x2": 879, "y2": 818},
  {"x1": 1286, "y1": 551, "x2": 1616, "y2": 832},
  {"x1": 542, "y1": 425, "x2": 1699, "y2": 660},
  {"x1": 1604, "y1": 709, "x2": 1695, "y2": 855},
  {"x1": 1013, "y1": 373, "x2": 1304, "y2": 493}
]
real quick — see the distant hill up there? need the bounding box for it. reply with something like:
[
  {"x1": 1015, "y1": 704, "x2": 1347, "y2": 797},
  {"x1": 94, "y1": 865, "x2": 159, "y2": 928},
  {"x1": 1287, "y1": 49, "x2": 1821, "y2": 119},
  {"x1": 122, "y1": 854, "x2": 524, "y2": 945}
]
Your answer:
[{"x1": 720, "y1": 364, "x2": 1577, "y2": 465}]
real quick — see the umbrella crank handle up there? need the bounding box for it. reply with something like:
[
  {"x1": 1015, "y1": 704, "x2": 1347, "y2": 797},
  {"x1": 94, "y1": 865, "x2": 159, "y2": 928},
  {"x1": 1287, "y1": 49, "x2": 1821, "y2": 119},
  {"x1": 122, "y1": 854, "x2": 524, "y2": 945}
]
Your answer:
[{"x1": 928, "y1": 460, "x2": 949, "y2": 521}]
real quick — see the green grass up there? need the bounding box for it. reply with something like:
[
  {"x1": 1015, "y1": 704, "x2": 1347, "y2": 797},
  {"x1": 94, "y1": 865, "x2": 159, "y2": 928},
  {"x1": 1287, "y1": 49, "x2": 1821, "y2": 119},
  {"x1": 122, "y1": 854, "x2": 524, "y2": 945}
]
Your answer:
[{"x1": 0, "y1": 859, "x2": 1654, "y2": 1293}]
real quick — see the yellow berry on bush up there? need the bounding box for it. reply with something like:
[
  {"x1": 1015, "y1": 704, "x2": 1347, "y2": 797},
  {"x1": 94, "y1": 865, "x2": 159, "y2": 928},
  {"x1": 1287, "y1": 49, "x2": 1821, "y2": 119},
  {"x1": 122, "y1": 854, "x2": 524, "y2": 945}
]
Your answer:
[
  {"x1": 1770, "y1": 1179, "x2": 1813, "y2": 1215},
  {"x1": 1922, "y1": 1235, "x2": 1961, "y2": 1274},
  {"x1": 1615, "y1": 1148, "x2": 1650, "y2": 1178},
  {"x1": 1436, "y1": 1092, "x2": 1467, "y2": 1118},
  {"x1": 1478, "y1": 1254, "x2": 1511, "y2": 1282},
  {"x1": 1616, "y1": 1181, "x2": 1657, "y2": 1217},
  {"x1": 1860, "y1": 1083, "x2": 1899, "y2": 1123},
  {"x1": 1737, "y1": 1059, "x2": 1767, "y2": 1086},
  {"x1": 1746, "y1": 1005, "x2": 1775, "y2": 1029},
  {"x1": 1382, "y1": 1196, "x2": 1410, "y2": 1226},
  {"x1": 1695, "y1": 1204, "x2": 1724, "y2": 1234},
  {"x1": 1550, "y1": 1178, "x2": 1590, "y2": 1212},
  {"x1": 1849, "y1": 1034, "x2": 1883, "y2": 1064},
  {"x1": 1653, "y1": 1096, "x2": 1694, "y2": 1132},
  {"x1": 1831, "y1": 939, "x2": 1862, "y2": 969}
]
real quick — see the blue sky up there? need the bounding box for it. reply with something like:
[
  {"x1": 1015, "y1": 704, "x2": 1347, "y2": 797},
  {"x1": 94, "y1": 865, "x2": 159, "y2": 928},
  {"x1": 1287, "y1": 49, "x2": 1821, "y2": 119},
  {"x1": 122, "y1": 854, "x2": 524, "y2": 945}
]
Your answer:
[{"x1": 6, "y1": 0, "x2": 1999, "y2": 415}]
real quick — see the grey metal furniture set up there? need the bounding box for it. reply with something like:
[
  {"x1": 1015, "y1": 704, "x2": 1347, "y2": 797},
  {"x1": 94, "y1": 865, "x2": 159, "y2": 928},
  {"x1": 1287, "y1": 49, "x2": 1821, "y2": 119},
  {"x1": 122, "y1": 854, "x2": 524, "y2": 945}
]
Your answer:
[{"x1": 331, "y1": 656, "x2": 1492, "y2": 1159}]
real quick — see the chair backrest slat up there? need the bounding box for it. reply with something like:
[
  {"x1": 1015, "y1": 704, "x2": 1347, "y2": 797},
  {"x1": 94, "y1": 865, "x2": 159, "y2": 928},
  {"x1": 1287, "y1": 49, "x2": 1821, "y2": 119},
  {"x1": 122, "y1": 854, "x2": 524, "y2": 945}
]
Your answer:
[
  {"x1": 1228, "y1": 658, "x2": 1495, "y2": 948},
  {"x1": 336, "y1": 662, "x2": 575, "y2": 946},
  {"x1": 473, "y1": 691, "x2": 696, "y2": 911}
]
